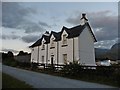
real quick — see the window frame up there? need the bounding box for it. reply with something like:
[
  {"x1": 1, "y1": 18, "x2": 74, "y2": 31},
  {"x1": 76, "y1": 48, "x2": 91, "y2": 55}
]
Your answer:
[
  {"x1": 50, "y1": 38, "x2": 55, "y2": 49},
  {"x1": 62, "y1": 34, "x2": 68, "y2": 47},
  {"x1": 41, "y1": 41, "x2": 45, "y2": 50}
]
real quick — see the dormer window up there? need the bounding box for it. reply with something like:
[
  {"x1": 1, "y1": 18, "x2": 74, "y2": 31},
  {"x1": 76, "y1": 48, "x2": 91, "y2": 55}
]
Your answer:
[
  {"x1": 63, "y1": 34, "x2": 67, "y2": 45},
  {"x1": 50, "y1": 38, "x2": 55, "y2": 49},
  {"x1": 41, "y1": 41, "x2": 45, "y2": 50},
  {"x1": 42, "y1": 44, "x2": 45, "y2": 50}
]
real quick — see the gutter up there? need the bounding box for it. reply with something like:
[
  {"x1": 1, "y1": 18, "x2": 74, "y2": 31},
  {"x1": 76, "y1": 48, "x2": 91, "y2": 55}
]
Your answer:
[
  {"x1": 73, "y1": 38, "x2": 74, "y2": 62},
  {"x1": 57, "y1": 41, "x2": 59, "y2": 66},
  {"x1": 37, "y1": 46, "x2": 39, "y2": 64},
  {"x1": 46, "y1": 44, "x2": 48, "y2": 66}
]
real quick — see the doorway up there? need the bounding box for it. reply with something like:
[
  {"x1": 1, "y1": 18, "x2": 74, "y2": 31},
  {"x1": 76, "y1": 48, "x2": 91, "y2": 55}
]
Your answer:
[{"x1": 51, "y1": 55, "x2": 54, "y2": 65}]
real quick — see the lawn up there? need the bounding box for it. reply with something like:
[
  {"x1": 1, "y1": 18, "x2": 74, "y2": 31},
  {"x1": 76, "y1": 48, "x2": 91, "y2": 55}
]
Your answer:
[{"x1": 2, "y1": 72, "x2": 34, "y2": 89}]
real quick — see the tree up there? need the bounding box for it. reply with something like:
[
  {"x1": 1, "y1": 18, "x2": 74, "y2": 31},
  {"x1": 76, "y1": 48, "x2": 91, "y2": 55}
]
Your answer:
[
  {"x1": 7, "y1": 51, "x2": 14, "y2": 58},
  {"x1": 17, "y1": 51, "x2": 28, "y2": 56},
  {"x1": 2, "y1": 53, "x2": 8, "y2": 60}
]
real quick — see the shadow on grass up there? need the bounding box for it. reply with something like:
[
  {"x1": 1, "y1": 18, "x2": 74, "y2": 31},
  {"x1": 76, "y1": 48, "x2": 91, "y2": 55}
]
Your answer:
[{"x1": 2, "y1": 72, "x2": 34, "y2": 89}]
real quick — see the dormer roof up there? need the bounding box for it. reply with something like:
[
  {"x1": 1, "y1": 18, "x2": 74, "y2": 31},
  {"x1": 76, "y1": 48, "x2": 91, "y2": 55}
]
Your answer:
[
  {"x1": 29, "y1": 34, "x2": 50, "y2": 48},
  {"x1": 50, "y1": 31, "x2": 61, "y2": 41}
]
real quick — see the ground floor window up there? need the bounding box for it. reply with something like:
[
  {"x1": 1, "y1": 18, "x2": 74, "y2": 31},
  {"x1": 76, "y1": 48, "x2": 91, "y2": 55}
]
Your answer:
[{"x1": 63, "y1": 54, "x2": 67, "y2": 64}]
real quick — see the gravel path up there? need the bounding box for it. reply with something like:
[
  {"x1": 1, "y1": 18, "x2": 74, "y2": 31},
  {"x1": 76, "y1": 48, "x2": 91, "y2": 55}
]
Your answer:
[{"x1": 2, "y1": 65, "x2": 116, "y2": 88}]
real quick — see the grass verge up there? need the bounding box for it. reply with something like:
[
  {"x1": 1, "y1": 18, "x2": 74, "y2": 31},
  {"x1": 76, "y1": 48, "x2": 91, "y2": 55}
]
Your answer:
[{"x1": 2, "y1": 72, "x2": 34, "y2": 89}]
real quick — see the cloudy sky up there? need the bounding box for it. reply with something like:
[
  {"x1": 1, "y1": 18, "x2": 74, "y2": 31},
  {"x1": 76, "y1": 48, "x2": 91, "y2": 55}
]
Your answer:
[{"x1": 1, "y1": 2, "x2": 118, "y2": 54}]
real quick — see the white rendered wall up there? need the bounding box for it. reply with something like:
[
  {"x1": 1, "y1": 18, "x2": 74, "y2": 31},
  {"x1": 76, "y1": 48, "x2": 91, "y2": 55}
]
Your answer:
[
  {"x1": 39, "y1": 45, "x2": 47, "y2": 64},
  {"x1": 31, "y1": 46, "x2": 38, "y2": 63},
  {"x1": 79, "y1": 27, "x2": 96, "y2": 66},
  {"x1": 73, "y1": 37, "x2": 80, "y2": 62}
]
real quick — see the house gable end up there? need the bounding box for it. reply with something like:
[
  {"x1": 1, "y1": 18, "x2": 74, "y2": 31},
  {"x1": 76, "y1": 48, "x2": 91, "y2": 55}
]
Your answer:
[{"x1": 86, "y1": 23, "x2": 97, "y2": 42}]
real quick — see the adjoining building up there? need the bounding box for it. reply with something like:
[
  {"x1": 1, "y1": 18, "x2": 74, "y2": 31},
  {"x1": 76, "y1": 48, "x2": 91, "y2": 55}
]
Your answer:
[{"x1": 29, "y1": 14, "x2": 97, "y2": 66}]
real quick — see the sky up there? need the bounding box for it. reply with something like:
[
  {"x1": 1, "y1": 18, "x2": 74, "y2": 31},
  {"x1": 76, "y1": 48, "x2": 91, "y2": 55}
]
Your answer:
[{"x1": 1, "y1": 2, "x2": 119, "y2": 54}]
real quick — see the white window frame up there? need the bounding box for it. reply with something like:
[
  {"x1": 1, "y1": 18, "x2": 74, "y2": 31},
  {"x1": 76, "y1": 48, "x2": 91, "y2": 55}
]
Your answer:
[
  {"x1": 63, "y1": 34, "x2": 67, "y2": 45},
  {"x1": 50, "y1": 38, "x2": 55, "y2": 48},
  {"x1": 41, "y1": 41, "x2": 45, "y2": 50}
]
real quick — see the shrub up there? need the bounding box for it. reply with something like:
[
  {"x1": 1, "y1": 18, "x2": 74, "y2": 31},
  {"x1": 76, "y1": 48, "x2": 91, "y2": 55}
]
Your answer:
[
  {"x1": 60, "y1": 61, "x2": 120, "y2": 87},
  {"x1": 60, "y1": 62, "x2": 83, "y2": 77}
]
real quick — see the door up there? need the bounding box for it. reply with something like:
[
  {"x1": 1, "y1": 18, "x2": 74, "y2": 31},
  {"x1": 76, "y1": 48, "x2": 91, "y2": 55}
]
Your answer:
[
  {"x1": 63, "y1": 54, "x2": 67, "y2": 64},
  {"x1": 51, "y1": 55, "x2": 54, "y2": 65}
]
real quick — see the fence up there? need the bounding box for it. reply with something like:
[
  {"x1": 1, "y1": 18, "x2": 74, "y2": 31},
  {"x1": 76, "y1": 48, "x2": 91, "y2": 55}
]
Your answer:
[{"x1": 31, "y1": 62, "x2": 120, "y2": 71}]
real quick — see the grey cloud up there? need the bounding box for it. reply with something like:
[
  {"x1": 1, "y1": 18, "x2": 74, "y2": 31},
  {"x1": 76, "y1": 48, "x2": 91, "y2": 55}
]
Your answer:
[
  {"x1": 94, "y1": 39, "x2": 117, "y2": 49},
  {"x1": 2, "y1": 2, "x2": 44, "y2": 33},
  {"x1": 51, "y1": 16, "x2": 60, "y2": 22},
  {"x1": 2, "y1": 2, "x2": 27, "y2": 28},
  {"x1": 2, "y1": 34, "x2": 20, "y2": 40},
  {"x1": 21, "y1": 35, "x2": 40, "y2": 43},
  {"x1": 66, "y1": 10, "x2": 118, "y2": 41},
  {"x1": 0, "y1": 2, "x2": 2, "y2": 27},
  {"x1": 66, "y1": 17, "x2": 79, "y2": 25},
  {"x1": 39, "y1": 21, "x2": 51, "y2": 28},
  {"x1": 2, "y1": 48, "x2": 19, "y2": 53},
  {"x1": 17, "y1": 21, "x2": 45, "y2": 33}
]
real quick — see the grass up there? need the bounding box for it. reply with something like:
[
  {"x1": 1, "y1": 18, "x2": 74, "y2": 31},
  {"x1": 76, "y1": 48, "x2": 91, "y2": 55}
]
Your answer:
[{"x1": 2, "y1": 72, "x2": 34, "y2": 89}]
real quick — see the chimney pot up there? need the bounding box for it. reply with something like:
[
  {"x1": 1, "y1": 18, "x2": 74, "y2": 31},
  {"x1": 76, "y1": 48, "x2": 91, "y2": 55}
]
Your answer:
[
  {"x1": 82, "y1": 13, "x2": 86, "y2": 18},
  {"x1": 80, "y1": 13, "x2": 88, "y2": 25},
  {"x1": 81, "y1": 13, "x2": 88, "y2": 21}
]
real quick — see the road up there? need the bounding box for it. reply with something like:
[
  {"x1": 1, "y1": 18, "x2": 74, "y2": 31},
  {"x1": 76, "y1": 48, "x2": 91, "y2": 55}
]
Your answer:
[{"x1": 2, "y1": 65, "x2": 116, "y2": 88}]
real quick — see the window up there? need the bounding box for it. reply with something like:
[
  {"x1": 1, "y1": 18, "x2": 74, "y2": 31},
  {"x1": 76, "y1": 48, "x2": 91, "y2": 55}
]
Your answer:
[
  {"x1": 50, "y1": 38, "x2": 55, "y2": 48},
  {"x1": 41, "y1": 41, "x2": 45, "y2": 50},
  {"x1": 63, "y1": 54, "x2": 67, "y2": 64},
  {"x1": 63, "y1": 34, "x2": 67, "y2": 45},
  {"x1": 42, "y1": 56, "x2": 44, "y2": 63},
  {"x1": 42, "y1": 44, "x2": 45, "y2": 50},
  {"x1": 32, "y1": 48, "x2": 34, "y2": 51}
]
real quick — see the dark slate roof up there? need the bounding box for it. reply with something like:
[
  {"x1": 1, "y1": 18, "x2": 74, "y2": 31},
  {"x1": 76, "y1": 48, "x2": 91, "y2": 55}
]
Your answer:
[
  {"x1": 50, "y1": 31, "x2": 61, "y2": 41},
  {"x1": 66, "y1": 24, "x2": 86, "y2": 38},
  {"x1": 29, "y1": 38, "x2": 42, "y2": 48},
  {"x1": 29, "y1": 35, "x2": 50, "y2": 48},
  {"x1": 29, "y1": 22, "x2": 97, "y2": 48},
  {"x1": 43, "y1": 35, "x2": 50, "y2": 44}
]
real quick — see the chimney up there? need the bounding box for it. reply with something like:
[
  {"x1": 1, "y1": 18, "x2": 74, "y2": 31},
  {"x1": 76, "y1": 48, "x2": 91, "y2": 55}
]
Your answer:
[
  {"x1": 80, "y1": 13, "x2": 88, "y2": 25},
  {"x1": 81, "y1": 13, "x2": 88, "y2": 21}
]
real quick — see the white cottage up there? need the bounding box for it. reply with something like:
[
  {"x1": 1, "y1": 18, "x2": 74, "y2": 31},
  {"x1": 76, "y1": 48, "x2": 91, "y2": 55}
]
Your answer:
[{"x1": 29, "y1": 14, "x2": 97, "y2": 66}]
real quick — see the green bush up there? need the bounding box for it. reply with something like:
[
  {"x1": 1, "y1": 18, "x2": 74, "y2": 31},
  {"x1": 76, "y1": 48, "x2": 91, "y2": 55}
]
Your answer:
[
  {"x1": 3, "y1": 58, "x2": 18, "y2": 67},
  {"x1": 60, "y1": 62, "x2": 83, "y2": 77}
]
